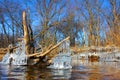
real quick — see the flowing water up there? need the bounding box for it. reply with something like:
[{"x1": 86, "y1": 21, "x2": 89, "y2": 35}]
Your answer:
[
  {"x1": 1, "y1": 40, "x2": 120, "y2": 79},
  {"x1": 0, "y1": 59, "x2": 120, "y2": 80}
]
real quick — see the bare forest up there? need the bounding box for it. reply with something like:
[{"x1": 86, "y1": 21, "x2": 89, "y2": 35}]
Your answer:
[{"x1": 0, "y1": 0, "x2": 120, "y2": 48}]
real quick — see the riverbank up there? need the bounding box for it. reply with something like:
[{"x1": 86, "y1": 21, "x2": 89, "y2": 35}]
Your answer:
[
  {"x1": 71, "y1": 46, "x2": 120, "y2": 53},
  {"x1": 0, "y1": 46, "x2": 119, "y2": 61}
]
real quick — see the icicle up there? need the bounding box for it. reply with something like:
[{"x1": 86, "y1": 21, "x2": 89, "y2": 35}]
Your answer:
[
  {"x1": 48, "y1": 39, "x2": 72, "y2": 69},
  {"x1": 0, "y1": 41, "x2": 27, "y2": 65}
]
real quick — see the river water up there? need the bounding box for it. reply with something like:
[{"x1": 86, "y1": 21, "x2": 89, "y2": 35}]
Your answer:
[{"x1": 0, "y1": 58, "x2": 120, "y2": 80}]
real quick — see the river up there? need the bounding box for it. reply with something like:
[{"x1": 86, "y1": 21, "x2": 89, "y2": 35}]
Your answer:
[{"x1": 0, "y1": 58, "x2": 120, "y2": 80}]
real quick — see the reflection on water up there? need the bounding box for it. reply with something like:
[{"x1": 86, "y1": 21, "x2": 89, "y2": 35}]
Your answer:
[
  {"x1": 51, "y1": 69, "x2": 71, "y2": 79},
  {"x1": 71, "y1": 59, "x2": 120, "y2": 80},
  {"x1": 0, "y1": 59, "x2": 120, "y2": 80},
  {"x1": 0, "y1": 65, "x2": 26, "y2": 80}
]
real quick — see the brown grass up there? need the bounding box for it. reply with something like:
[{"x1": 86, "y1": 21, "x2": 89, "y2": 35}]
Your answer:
[{"x1": 0, "y1": 48, "x2": 7, "y2": 61}]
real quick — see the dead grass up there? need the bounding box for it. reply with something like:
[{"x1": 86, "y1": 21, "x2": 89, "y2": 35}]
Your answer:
[
  {"x1": 0, "y1": 48, "x2": 7, "y2": 61},
  {"x1": 0, "y1": 48, "x2": 7, "y2": 54},
  {"x1": 70, "y1": 46, "x2": 120, "y2": 54}
]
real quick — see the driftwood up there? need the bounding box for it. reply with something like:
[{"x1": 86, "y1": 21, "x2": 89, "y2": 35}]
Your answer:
[{"x1": 27, "y1": 36, "x2": 70, "y2": 58}]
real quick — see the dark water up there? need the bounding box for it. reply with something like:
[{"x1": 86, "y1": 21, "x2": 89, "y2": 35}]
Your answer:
[{"x1": 0, "y1": 59, "x2": 120, "y2": 80}]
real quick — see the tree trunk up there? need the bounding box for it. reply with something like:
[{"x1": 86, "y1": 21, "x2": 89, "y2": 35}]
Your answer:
[
  {"x1": 1, "y1": 16, "x2": 9, "y2": 46},
  {"x1": 22, "y1": 11, "x2": 30, "y2": 55}
]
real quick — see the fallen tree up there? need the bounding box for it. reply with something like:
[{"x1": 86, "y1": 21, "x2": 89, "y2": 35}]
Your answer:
[
  {"x1": 27, "y1": 36, "x2": 70, "y2": 58},
  {"x1": 22, "y1": 11, "x2": 70, "y2": 65},
  {"x1": 22, "y1": 11, "x2": 70, "y2": 58},
  {"x1": 0, "y1": 11, "x2": 70, "y2": 65}
]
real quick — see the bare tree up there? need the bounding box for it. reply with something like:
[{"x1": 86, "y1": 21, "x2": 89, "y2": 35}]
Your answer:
[
  {"x1": 29, "y1": 0, "x2": 66, "y2": 47},
  {"x1": 0, "y1": 0, "x2": 23, "y2": 45},
  {"x1": 75, "y1": 0, "x2": 104, "y2": 47},
  {"x1": 103, "y1": 0, "x2": 120, "y2": 46}
]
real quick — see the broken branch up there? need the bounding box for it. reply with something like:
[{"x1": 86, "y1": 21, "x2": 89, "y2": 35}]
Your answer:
[{"x1": 27, "y1": 36, "x2": 70, "y2": 58}]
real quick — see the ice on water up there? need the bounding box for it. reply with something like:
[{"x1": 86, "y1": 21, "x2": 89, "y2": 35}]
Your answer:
[
  {"x1": 48, "y1": 40, "x2": 72, "y2": 69},
  {"x1": 0, "y1": 41, "x2": 27, "y2": 65}
]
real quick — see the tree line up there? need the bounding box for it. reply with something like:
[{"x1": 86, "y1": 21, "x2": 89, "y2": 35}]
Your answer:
[{"x1": 0, "y1": 0, "x2": 120, "y2": 48}]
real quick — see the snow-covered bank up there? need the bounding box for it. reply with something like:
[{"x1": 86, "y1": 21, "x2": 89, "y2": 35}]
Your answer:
[{"x1": 71, "y1": 51, "x2": 120, "y2": 62}]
